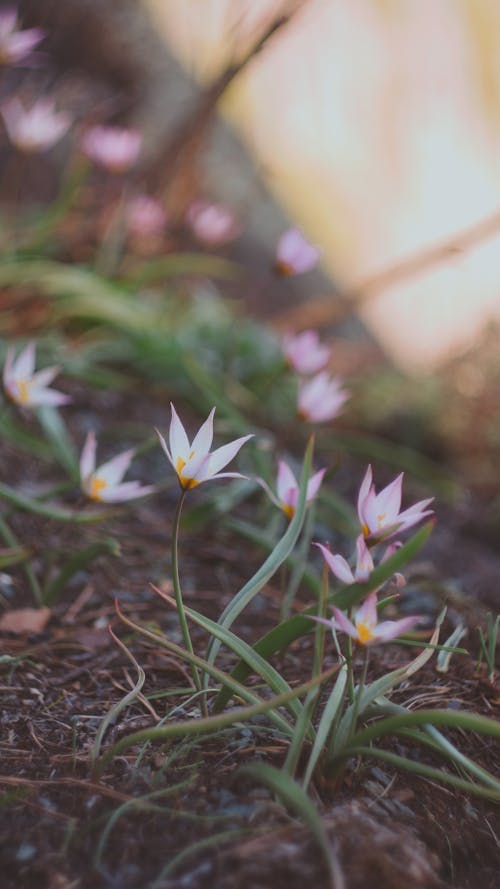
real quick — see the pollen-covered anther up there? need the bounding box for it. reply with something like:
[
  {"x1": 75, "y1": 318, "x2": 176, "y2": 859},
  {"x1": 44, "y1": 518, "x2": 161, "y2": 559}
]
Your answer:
[
  {"x1": 90, "y1": 477, "x2": 107, "y2": 500},
  {"x1": 356, "y1": 621, "x2": 375, "y2": 645}
]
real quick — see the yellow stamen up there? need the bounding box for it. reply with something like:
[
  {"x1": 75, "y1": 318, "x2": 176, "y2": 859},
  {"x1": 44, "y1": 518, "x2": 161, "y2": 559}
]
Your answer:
[
  {"x1": 90, "y1": 476, "x2": 107, "y2": 501},
  {"x1": 356, "y1": 621, "x2": 375, "y2": 645},
  {"x1": 377, "y1": 512, "x2": 387, "y2": 528},
  {"x1": 361, "y1": 523, "x2": 370, "y2": 538},
  {"x1": 176, "y1": 451, "x2": 198, "y2": 489},
  {"x1": 17, "y1": 379, "x2": 31, "y2": 405},
  {"x1": 282, "y1": 504, "x2": 295, "y2": 520}
]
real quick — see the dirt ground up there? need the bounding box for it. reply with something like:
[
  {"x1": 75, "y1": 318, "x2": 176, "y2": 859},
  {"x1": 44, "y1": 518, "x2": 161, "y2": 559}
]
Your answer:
[{"x1": 0, "y1": 373, "x2": 499, "y2": 889}]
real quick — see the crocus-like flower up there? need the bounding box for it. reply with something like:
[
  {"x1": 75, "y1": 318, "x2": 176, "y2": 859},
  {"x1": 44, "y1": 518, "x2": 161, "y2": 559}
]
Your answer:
[
  {"x1": 282, "y1": 329, "x2": 331, "y2": 375},
  {"x1": 298, "y1": 371, "x2": 350, "y2": 423},
  {"x1": 316, "y1": 534, "x2": 406, "y2": 588},
  {"x1": 81, "y1": 125, "x2": 142, "y2": 173},
  {"x1": 157, "y1": 404, "x2": 253, "y2": 490},
  {"x1": 358, "y1": 465, "x2": 434, "y2": 543},
  {"x1": 312, "y1": 591, "x2": 421, "y2": 646},
  {"x1": 80, "y1": 431, "x2": 154, "y2": 503},
  {"x1": 1, "y1": 98, "x2": 72, "y2": 153},
  {"x1": 275, "y1": 228, "x2": 320, "y2": 276},
  {"x1": 260, "y1": 460, "x2": 325, "y2": 519},
  {"x1": 3, "y1": 342, "x2": 70, "y2": 407},
  {"x1": 126, "y1": 194, "x2": 167, "y2": 238},
  {"x1": 186, "y1": 199, "x2": 241, "y2": 247},
  {"x1": 316, "y1": 534, "x2": 374, "y2": 585},
  {"x1": 0, "y1": 8, "x2": 45, "y2": 65}
]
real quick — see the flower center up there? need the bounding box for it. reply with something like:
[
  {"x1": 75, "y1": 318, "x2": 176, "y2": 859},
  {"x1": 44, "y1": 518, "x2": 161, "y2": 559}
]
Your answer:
[
  {"x1": 176, "y1": 451, "x2": 199, "y2": 489},
  {"x1": 17, "y1": 378, "x2": 31, "y2": 405},
  {"x1": 90, "y1": 476, "x2": 107, "y2": 500},
  {"x1": 377, "y1": 512, "x2": 387, "y2": 528},
  {"x1": 282, "y1": 503, "x2": 295, "y2": 520},
  {"x1": 356, "y1": 621, "x2": 375, "y2": 645}
]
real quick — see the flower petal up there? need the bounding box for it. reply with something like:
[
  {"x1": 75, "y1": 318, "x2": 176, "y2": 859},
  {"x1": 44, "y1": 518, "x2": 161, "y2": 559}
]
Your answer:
[
  {"x1": 80, "y1": 431, "x2": 96, "y2": 480},
  {"x1": 205, "y1": 434, "x2": 253, "y2": 477},
  {"x1": 190, "y1": 407, "x2": 215, "y2": 457},
  {"x1": 13, "y1": 341, "x2": 36, "y2": 379},
  {"x1": 96, "y1": 448, "x2": 135, "y2": 487},
  {"x1": 98, "y1": 481, "x2": 155, "y2": 502},
  {"x1": 315, "y1": 542, "x2": 354, "y2": 584},
  {"x1": 331, "y1": 607, "x2": 358, "y2": 639},
  {"x1": 306, "y1": 467, "x2": 326, "y2": 503},
  {"x1": 276, "y1": 461, "x2": 298, "y2": 504},
  {"x1": 169, "y1": 403, "x2": 190, "y2": 462},
  {"x1": 357, "y1": 464, "x2": 373, "y2": 526},
  {"x1": 355, "y1": 591, "x2": 378, "y2": 629},
  {"x1": 373, "y1": 615, "x2": 421, "y2": 642}
]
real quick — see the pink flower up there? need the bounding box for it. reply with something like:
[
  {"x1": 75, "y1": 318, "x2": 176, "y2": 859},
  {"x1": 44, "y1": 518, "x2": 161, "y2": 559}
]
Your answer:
[
  {"x1": 3, "y1": 342, "x2": 70, "y2": 407},
  {"x1": 358, "y1": 465, "x2": 434, "y2": 543},
  {"x1": 312, "y1": 591, "x2": 421, "y2": 646},
  {"x1": 157, "y1": 403, "x2": 253, "y2": 490},
  {"x1": 80, "y1": 432, "x2": 154, "y2": 503},
  {"x1": 186, "y1": 199, "x2": 241, "y2": 247},
  {"x1": 282, "y1": 330, "x2": 331, "y2": 375},
  {"x1": 315, "y1": 534, "x2": 374, "y2": 585},
  {"x1": 275, "y1": 228, "x2": 320, "y2": 276},
  {"x1": 316, "y1": 534, "x2": 406, "y2": 587},
  {"x1": 1, "y1": 98, "x2": 71, "y2": 153},
  {"x1": 81, "y1": 125, "x2": 142, "y2": 173},
  {"x1": 298, "y1": 371, "x2": 350, "y2": 423},
  {"x1": 0, "y1": 8, "x2": 45, "y2": 65},
  {"x1": 259, "y1": 459, "x2": 325, "y2": 520},
  {"x1": 126, "y1": 194, "x2": 167, "y2": 238}
]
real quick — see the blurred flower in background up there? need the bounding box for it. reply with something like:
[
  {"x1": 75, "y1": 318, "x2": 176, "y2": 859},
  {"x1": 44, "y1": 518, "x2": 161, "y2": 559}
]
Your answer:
[
  {"x1": 126, "y1": 194, "x2": 168, "y2": 239},
  {"x1": 81, "y1": 125, "x2": 142, "y2": 173},
  {"x1": 1, "y1": 98, "x2": 72, "y2": 153},
  {"x1": 274, "y1": 228, "x2": 320, "y2": 277},
  {"x1": 3, "y1": 342, "x2": 70, "y2": 407},
  {"x1": 298, "y1": 371, "x2": 350, "y2": 423},
  {"x1": 80, "y1": 431, "x2": 155, "y2": 503},
  {"x1": 186, "y1": 199, "x2": 241, "y2": 246},
  {"x1": 0, "y1": 7, "x2": 45, "y2": 66},
  {"x1": 282, "y1": 329, "x2": 331, "y2": 375},
  {"x1": 259, "y1": 459, "x2": 326, "y2": 519}
]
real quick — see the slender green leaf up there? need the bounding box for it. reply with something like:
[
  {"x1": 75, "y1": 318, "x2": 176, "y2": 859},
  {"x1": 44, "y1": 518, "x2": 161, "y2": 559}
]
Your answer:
[
  {"x1": 206, "y1": 438, "x2": 314, "y2": 679},
  {"x1": 0, "y1": 481, "x2": 120, "y2": 523},
  {"x1": 0, "y1": 545, "x2": 30, "y2": 568},
  {"x1": 303, "y1": 665, "x2": 348, "y2": 790},
  {"x1": 215, "y1": 523, "x2": 434, "y2": 711},
  {"x1": 91, "y1": 628, "x2": 145, "y2": 766},
  {"x1": 36, "y1": 405, "x2": 79, "y2": 481},
  {"x1": 155, "y1": 588, "x2": 305, "y2": 723},
  {"x1": 239, "y1": 763, "x2": 343, "y2": 888},
  {"x1": 125, "y1": 253, "x2": 241, "y2": 287},
  {"x1": 94, "y1": 655, "x2": 339, "y2": 777},
  {"x1": 343, "y1": 746, "x2": 500, "y2": 802}
]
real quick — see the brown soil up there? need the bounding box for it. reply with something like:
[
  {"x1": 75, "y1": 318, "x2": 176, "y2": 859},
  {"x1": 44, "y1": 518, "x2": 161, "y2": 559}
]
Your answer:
[{"x1": 0, "y1": 380, "x2": 499, "y2": 889}]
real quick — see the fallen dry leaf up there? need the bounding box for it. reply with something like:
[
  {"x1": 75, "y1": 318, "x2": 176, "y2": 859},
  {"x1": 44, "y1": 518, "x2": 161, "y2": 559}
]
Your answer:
[{"x1": 0, "y1": 606, "x2": 51, "y2": 634}]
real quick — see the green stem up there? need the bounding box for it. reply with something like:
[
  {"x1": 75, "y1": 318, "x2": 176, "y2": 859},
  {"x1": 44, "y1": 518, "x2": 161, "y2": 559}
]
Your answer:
[
  {"x1": 346, "y1": 632, "x2": 355, "y2": 705},
  {"x1": 0, "y1": 514, "x2": 41, "y2": 603},
  {"x1": 172, "y1": 490, "x2": 206, "y2": 716},
  {"x1": 312, "y1": 562, "x2": 329, "y2": 679},
  {"x1": 347, "y1": 646, "x2": 370, "y2": 743}
]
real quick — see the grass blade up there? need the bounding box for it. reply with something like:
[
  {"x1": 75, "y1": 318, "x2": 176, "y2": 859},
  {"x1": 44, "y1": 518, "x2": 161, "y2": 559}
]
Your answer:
[{"x1": 239, "y1": 762, "x2": 344, "y2": 889}]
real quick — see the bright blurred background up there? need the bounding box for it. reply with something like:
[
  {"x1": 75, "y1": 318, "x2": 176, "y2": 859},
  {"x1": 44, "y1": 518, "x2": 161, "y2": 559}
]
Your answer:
[{"x1": 146, "y1": 0, "x2": 500, "y2": 372}]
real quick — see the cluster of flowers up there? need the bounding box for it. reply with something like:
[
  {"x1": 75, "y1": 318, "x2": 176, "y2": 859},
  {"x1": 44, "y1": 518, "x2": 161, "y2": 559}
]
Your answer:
[
  {"x1": 0, "y1": 9, "x2": 331, "y2": 264},
  {"x1": 3, "y1": 341, "x2": 432, "y2": 649},
  {"x1": 283, "y1": 327, "x2": 350, "y2": 423}
]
